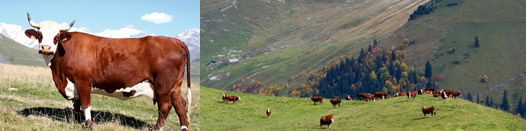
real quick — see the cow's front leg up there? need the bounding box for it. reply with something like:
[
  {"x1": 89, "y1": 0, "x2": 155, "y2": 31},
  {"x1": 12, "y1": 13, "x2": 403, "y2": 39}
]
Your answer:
[
  {"x1": 77, "y1": 84, "x2": 93, "y2": 130},
  {"x1": 72, "y1": 99, "x2": 82, "y2": 123}
]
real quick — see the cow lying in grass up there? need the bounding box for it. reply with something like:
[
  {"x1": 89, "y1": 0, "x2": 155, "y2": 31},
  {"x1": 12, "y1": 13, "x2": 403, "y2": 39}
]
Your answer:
[
  {"x1": 330, "y1": 99, "x2": 341, "y2": 107},
  {"x1": 320, "y1": 114, "x2": 334, "y2": 129},
  {"x1": 422, "y1": 107, "x2": 436, "y2": 118}
]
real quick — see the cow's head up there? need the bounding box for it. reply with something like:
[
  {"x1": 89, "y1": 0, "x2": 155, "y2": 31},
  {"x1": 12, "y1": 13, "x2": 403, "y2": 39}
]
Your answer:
[{"x1": 24, "y1": 13, "x2": 75, "y2": 66}]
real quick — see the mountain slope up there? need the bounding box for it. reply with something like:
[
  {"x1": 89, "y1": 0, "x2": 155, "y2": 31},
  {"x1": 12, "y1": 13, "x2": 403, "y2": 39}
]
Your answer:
[
  {"x1": 0, "y1": 34, "x2": 45, "y2": 67},
  {"x1": 202, "y1": 87, "x2": 526, "y2": 130},
  {"x1": 201, "y1": 0, "x2": 429, "y2": 91},
  {"x1": 381, "y1": 0, "x2": 526, "y2": 105}
]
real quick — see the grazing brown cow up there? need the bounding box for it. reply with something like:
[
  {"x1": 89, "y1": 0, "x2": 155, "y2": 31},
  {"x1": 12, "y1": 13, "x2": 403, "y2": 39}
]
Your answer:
[
  {"x1": 346, "y1": 95, "x2": 353, "y2": 100},
  {"x1": 441, "y1": 89, "x2": 461, "y2": 99},
  {"x1": 222, "y1": 94, "x2": 230, "y2": 103},
  {"x1": 359, "y1": 93, "x2": 375, "y2": 102},
  {"x1": 266, "y1": 108, "x2": 271, "y2": 118},
  {"x1": 225, "y1": 95, "x2": 241, "y2": 103},
  {"x1": 407, "y1": 91, "x2": 418, "y2": 100},
  {"x1": 394, "y1": 92, "x2": 407, "y2": 97},
  {"x1": 425, "y1": 88, "x2": 437, "y2": 93},
  {"x1": 311, "y1": 96, "x2": 323, "y2": 104},
  {"x1": 422, "y1": 107, "x2": 436, "y2": 118},
  {"x1": 24, "y1": 13, "x2": 191, "y2": 130},
  {"x1": 418, "y1": 89, "x2": 433, "y2": 94},
  {"x1": 330, "y1": 99, "x2": 342, "y2": 107},
  {"x1": 320, "y1": 114, "x2": 334, "y2": 129},
  {"x1": 439, "y1": 90, "x2": 450, "y2": 100},
  {"x1": 374, "y1": 92, "x2": 385, "y2": 99},
  {"x1": 383, "y1": 93, "x2": 391, "y2": 99}
]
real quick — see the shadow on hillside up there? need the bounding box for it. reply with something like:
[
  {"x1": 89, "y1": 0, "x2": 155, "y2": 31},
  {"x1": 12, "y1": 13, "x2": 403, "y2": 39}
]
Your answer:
[{"x1": 17, "y1": 107, "x2": 151, "y2": 129}]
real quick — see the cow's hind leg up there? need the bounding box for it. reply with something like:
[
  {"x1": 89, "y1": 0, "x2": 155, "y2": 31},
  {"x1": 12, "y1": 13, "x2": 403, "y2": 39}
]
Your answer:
[
  {"x1": 171, "y1": 88, "x2": 190, "y2": 131},
  {"x1": 154, "y1": 94, "x2": 173, "y2": 131}
]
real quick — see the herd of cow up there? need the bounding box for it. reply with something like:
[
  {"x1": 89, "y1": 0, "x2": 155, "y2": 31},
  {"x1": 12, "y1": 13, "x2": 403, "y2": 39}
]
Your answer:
[{"x1": 221, "y1": 87, "x2": 461, "y2": 129}]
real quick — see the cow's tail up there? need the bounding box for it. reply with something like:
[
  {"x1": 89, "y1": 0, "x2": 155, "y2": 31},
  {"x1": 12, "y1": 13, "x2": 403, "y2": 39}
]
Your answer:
[{"x1": 182, "y1": 41, "x2": 192, "y2": 126}]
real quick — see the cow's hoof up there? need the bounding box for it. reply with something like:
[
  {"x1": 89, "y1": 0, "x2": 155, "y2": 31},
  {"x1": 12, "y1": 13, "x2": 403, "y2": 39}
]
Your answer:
[{"x1": 85, "y1": 119, "x2": 93, "y2": 130}]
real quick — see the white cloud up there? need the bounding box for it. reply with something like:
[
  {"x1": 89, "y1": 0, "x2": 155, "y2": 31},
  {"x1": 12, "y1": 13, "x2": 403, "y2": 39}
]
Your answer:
[{"x1": 141, "y1": 12, "x2": 173, "y2": 24}]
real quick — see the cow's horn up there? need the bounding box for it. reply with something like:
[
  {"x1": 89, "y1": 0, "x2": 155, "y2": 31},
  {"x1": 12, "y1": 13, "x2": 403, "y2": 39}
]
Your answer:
[
  {"x1": 27, "y1": 12, "x2": 40, "y2": 29},
  {"x1": 60, "y1": 20, "x2": 76, "y2": 31}
]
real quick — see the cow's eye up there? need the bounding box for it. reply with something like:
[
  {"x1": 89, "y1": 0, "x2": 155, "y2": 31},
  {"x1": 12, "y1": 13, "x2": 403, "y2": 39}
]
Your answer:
[{"x1": 54, "y1": 36, "x2": 59, "y2": 45}]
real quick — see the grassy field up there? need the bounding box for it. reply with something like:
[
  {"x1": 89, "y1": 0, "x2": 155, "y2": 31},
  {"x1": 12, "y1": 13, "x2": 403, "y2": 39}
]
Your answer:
[
  {"x1": 202, "y1": 87, "x2": 526, "y2": 130},
  {"x1": 201, "y1": 0, "x2": 430, "y2": 90},
  {"x1": 382, "y1": 0, "x2": 526, "y2": 104},
  {"x1": 0, "y1": 63, "x2": 200, "y2": 130}
]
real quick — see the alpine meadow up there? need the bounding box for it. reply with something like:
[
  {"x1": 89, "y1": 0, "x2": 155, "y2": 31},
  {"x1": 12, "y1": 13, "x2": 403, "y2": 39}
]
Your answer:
[{"x1": 201, "y1": 0, "x2": 526, "y2": 130}]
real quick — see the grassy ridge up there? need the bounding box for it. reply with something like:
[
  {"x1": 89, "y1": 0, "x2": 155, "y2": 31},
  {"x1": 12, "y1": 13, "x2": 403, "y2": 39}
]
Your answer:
[
  {"x1": 0, "y1": 64, "x2": 200, "y2": 130},
  {"x1": 202, "y1": 87, "x2": 526, "y2": 130},
  {"x1": 382, "y1": 0, "x2": 526, "y2": 103},
  {"x1": 0, "y1": 34, "x2": 46, "y2": 67}
]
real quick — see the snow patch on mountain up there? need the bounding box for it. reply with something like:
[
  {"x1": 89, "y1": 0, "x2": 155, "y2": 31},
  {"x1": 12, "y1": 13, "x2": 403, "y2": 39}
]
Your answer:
[{"x1": 175, "y1": 28, "x2": 200, "y2": 61}]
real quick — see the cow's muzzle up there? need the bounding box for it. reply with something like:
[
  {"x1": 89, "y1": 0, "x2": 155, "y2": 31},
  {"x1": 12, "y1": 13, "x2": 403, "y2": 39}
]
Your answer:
[{"x1": 39, "y1": 45, "x2": 54, "y2": 55}]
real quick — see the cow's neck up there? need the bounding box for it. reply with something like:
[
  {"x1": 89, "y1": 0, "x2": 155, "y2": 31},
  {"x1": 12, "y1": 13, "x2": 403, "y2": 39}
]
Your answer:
[{"x1": 42, "y1": 54, "x2": 54, "y2": 67}]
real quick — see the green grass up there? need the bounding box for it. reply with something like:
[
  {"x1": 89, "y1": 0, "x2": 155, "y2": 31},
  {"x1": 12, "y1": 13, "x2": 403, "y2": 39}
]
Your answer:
[
  {"x1": 0, "y1": 34, "x2": 46, "y2": 67},
  {"x1": 202, "y1": 87, "x2": 526, "y2": 130},
  {"x1": 0, "y1": 64, "x2": 200, "y2": 130}
]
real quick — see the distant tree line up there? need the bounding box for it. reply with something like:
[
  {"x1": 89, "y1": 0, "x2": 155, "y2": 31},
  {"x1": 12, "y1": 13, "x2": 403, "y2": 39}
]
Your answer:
[
  {"x1": 408, "y1": 0, "x2": 442, "y2": 21},
  {"x1": 465, "y1": 90, "x2": 526, "y2": 119},
  {"x1": 290, "y1": 40, "x2": 441, "y2": 99}
]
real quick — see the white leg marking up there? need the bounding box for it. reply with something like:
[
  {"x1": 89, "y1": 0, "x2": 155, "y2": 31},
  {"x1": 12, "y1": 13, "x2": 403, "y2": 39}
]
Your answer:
[
  {"x1": 181, "y1": 126, "x2": 188, "y2": 131},
  {"x1": 84, "y1": 106, "x2": 92, "y2": 121},
  {"x1": 65, "y1": 78, "x2": 78, "y2": 100}
]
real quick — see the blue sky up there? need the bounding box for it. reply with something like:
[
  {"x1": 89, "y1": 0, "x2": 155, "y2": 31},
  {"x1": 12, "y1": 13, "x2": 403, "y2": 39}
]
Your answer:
[{"x1": 0, "y1": 0, "x2": 199, "y2": 36}]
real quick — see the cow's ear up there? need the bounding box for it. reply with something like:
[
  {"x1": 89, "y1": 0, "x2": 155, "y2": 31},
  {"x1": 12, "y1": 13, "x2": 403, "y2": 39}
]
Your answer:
[
  {"x1": 24, "y1": 29, "x2": 38, "y2": 40},
  {"x1": 59, "y1": 31, "x2": 72, "y2": 43}
]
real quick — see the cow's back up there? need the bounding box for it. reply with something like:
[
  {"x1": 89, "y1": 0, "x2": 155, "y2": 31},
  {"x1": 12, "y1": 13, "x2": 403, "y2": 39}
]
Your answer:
[{"x1": 59, "y1": 32, "x2": 188, "y2": 92}]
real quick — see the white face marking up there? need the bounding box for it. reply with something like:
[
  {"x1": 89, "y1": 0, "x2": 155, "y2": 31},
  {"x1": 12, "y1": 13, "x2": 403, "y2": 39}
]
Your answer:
[
  {"x1": 181, "y1": 126, "x2": 188, "y2": 131},
  {"x1": 84, "y1": 106, "x2": 92, "y2": 121},
  {"x1": 238, "y1": 97, "x2": 241, "y2": 100},
  {"x1": 91, "y1": 81, "x2": 155, "y2": 100},
  {"x1": 64, "y1": 78, "x2": 78, "y2": 100},
  {"x1": 34, "y1": 21, "x2": 64, "y2": 66},
  {"x1": 331, "y1": 119, "x2": 334, "y2": 123}
]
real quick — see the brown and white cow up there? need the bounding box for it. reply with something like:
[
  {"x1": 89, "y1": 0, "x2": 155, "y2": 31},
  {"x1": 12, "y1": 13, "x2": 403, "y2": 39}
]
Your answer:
[
  {"x1": 346, "y1": 95, "x2": 353, "y2": 100},
  {"x1": 24, "y1": 13, "x2": 191, "y2": 131},
  {"x1": 266, "y1": 108, "x2": 271, "y2": 118},
  {"x1": 407, "y1": 91, "x2": 418, "y2": 100},
  {"x1": 442, "y1": 89, "x2": 461, "y2": 99},
  {"x1": 225, "y1": 95, "x2": 241, "y2": 103},
  {"x1": 330, "y1": 98, "x2": 342, "y2": 107},
  {"x1": 222, "y1": 94, "x2": 230, "y2": 103},
  {"x1": 433, "y1": 92, "x2": 440, "y2": 97},
  {"x1": 311, "y1": 96, "x2": 323, "y2": 104},
  {"x1": 374, "y1": 92, "x2": 385, "y2": 99},
  {"x1": 424, "y1": 87, "x2": 437, "y2": 93},
  {"x1": 418, "y1": 89, "x2": 432, "y2": 94},
  {"x1": 320, "y1": 114, "x2": 334, "y2": 129},
  {"x1": 394, "y1": 92, "x2": 407, "y2": 97},
  {"x1": 359, "y1": 93, "x2": 375, "y2": 102},
  {"x1": 422, "y1": 107, "x2": 436, "y2": 118}
]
